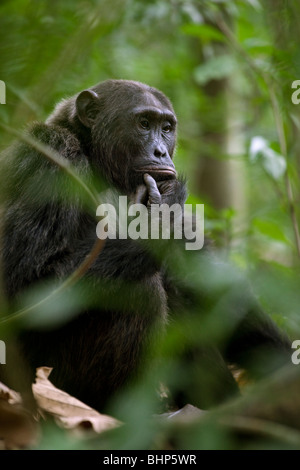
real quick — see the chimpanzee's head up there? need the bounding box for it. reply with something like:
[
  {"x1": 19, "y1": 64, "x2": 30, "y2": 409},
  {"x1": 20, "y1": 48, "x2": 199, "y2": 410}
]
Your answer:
[{"x1": 48, "y1": 79, "x2": 177, "y2": 193}]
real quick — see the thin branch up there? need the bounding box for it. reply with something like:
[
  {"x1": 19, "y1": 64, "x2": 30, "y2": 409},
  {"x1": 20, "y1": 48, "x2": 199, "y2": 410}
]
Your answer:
[
  {"x1": 0, "y1": 237, "x2": 105, "y2": 325},
  {"x1": 214, "y1": 14, "x2": 300, "y2": 258},
  {"x1": 214, "y1": 15, "x2": 264, "y2": 97},
  {"x1": 0, "y1": 122, "x2": 99, "y2": 208},
  {"x1": 220, "y1": 415, "x2": 300, "y2": 446},
  {"x1": 0, "y1": 122, "x2": 106, "y2": 324},
  {"x1": 268, "y1": 82, "x2": 300, "y2": 258}
]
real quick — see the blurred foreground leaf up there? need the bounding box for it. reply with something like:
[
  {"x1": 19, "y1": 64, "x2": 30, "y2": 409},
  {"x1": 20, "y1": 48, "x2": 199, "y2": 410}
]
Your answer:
[
  {"x1": 0, "y1": 381, "x2": 38, "y2": 449},
  {"x1": 33, "y1": 367, "x2": 121, "y2": 435}
]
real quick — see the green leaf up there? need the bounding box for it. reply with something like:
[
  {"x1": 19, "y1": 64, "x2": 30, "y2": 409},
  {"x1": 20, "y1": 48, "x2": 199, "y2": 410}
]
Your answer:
[
  {"x1": 194, "y1": 55, "x2": 237, "y2": 85},
  {"x1": 19, "y1": 282, "x2": 89, "y2": 329},
  {"x1": 243, "y1": 38, "x2": 273, "y2": 55},
  {"x1": 253, "y1": 218, "x2": 289, "y2": 244},
  {"x1": 181, "y1": 24, "x2": 225, "y2": 43},
  {"x1": 249, "y1": 136, "x2": 286, "y2": 180}
]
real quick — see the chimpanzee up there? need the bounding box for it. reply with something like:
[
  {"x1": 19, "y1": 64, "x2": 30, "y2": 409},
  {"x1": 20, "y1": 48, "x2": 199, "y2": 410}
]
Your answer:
[{"x1": 0, "y1": 79, "x2": 291, "y2": 412}]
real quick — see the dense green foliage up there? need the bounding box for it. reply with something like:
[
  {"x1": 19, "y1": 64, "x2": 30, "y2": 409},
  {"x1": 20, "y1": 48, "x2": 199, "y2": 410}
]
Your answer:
[{"x1": 1, "y1": 0, "x2": 300, "y2": 450}]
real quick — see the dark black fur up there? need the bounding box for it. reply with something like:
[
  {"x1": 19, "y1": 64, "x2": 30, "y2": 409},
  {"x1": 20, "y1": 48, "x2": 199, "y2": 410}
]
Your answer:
[{"x1": 1, "y1": 79, "x2": 291, "y2": 411}]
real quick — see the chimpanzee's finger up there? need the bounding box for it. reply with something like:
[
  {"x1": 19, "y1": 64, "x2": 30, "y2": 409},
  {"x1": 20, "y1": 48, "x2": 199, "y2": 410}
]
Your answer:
[
  {"x1": 143, "y1": 174, "x2": 161, "y2": 205},
  {"x1": 132, "y1": 184, "x2": 148, "y2": 205},
  {"x1": 157, "y1": 180, "x2": 176, "y2": 196}
]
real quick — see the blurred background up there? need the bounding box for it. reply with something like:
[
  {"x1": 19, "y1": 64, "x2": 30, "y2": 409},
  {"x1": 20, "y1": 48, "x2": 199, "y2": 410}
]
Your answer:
[{"x1": 1, "y1": 0, "x2": 300, "y2": 450}]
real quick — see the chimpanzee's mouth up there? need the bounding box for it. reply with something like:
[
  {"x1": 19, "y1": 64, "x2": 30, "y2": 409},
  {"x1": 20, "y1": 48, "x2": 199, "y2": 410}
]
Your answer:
[{"x1": 136, "y1": 167, "x2": 177, "y2": 181}]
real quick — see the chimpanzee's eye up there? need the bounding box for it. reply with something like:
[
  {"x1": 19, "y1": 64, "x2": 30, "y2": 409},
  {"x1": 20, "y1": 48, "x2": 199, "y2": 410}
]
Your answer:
[
  {"x1": 163, "y1": 123, "x2": 172, "y2": 133},
  {"x1": 140, "y1": 118, "x2": 150, "y2": 129}
]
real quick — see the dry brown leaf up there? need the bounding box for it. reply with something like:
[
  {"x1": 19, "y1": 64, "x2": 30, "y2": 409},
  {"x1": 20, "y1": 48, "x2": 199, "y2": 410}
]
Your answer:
[
  {"x1": 0, "y1": 387, "x2": 38, "y2": 449},
  {"x1": 32, "y1": 367, "x2": 121, "y2": 433},
  {"x1": 0, "y1": 381, "x2": 22, "y2": 405},
  {"x1": 229, "y1": 365, "x2": 252, "y2": 389}
]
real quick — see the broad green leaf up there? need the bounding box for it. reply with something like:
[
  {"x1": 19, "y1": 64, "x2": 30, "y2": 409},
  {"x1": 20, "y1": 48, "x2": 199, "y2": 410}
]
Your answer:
[
  {"x1": 194, "y1": 55, "x2": 237, "y2": 85},
  {"x1": 243, "y1": 38, "x2": 273, "y2": 55},
  {"x1": 181, "y1": 24, "x2": 225, "y2": 43},
  {"x1": 253, "y1": 218, "x2": 289, "y2": 244},
  {"x1": 249, "y1": 136, "x2": 286, "y2": 180}
]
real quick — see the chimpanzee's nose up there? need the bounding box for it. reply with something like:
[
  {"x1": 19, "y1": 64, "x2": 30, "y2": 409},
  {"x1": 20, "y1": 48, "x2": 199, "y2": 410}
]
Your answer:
[{"x1": 154, "y1": 144, "x2": 167, "y2": 158}]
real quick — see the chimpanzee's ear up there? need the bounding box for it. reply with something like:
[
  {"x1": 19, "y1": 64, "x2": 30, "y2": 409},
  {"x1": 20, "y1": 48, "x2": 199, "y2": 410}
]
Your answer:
[{"x1": 76, "y1": 89, "x2": 99, "y2": 128}]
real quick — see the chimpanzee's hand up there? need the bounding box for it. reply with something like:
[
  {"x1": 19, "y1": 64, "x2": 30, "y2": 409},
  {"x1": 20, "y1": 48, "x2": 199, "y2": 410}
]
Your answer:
[
  {"x1": 131, "y1": 174, "x2": 187, "y2": 207},
  {"x1": 156, "y1": 179, "x2": 187, "y2": 206},
  {"x1": 130, "y1": 184, "x2": 148, "y2": 205},
  {"x1": 130, "y1": 174, "x2": 162, "y2": 206}
]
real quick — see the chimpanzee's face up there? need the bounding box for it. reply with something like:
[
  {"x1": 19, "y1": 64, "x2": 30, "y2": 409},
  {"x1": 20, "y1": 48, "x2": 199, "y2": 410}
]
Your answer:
[{"x1": 76, "y1": 80, "x2": 177, "y2": 193}]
